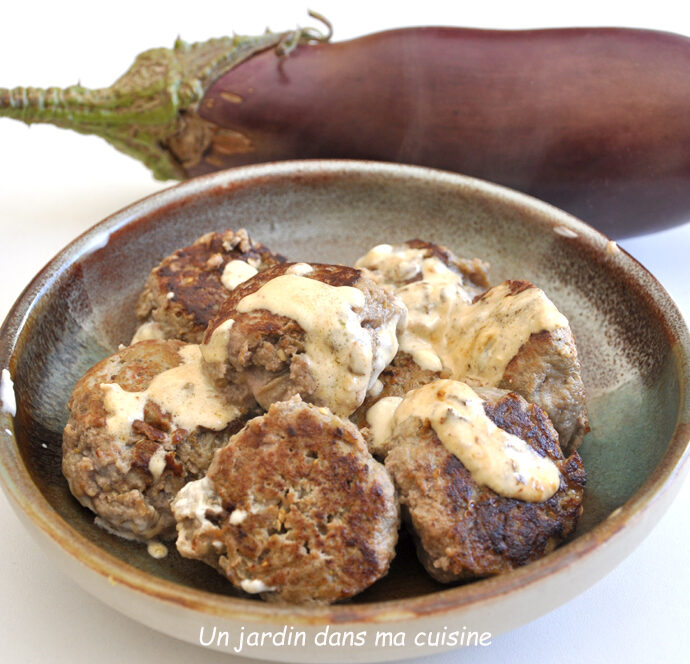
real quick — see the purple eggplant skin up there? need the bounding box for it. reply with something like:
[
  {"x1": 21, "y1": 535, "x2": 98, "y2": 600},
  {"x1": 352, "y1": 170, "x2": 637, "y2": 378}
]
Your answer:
[{"x1": 195, "y1": 27, "x2": 690, "y2": 238}]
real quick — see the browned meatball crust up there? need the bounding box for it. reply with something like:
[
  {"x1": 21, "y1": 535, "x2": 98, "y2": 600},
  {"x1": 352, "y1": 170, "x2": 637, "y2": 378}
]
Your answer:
[
  {"x1": 62, "y1": 340, "x2": 251, "y2": 541},
  {"x1": 385, "y1": 389, "x2": 586, "y2": 583},
  {"x1": 502, "y1": 325, "x2": 589, "y2": 452},
  {"x1": 202, "y1": 262, "x2": 406, "y2": 417},
  {"x1": 135, "y1": 229, "x2": 285, "y2": 343},
  {"x1": 172, "y1": 397, "x2": 399, "y2": 604}
]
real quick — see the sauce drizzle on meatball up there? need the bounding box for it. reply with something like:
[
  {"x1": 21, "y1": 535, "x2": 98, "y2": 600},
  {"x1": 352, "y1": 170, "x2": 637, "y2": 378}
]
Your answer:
[
  {"x1": 101, "y1": 344, "x2": 240, "y2": 438},
  {"x1": 235, "y1": 273, "x2": 401, "y2": 416},
  {"x1": 375, "y1": 379, "x2": 560, "y2": 502}
]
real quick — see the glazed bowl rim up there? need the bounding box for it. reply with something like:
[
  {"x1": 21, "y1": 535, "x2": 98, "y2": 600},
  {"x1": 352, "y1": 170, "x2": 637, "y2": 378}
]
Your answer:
[{"x1": 0, "y1": 159, "x2": 688, "y2": 625}]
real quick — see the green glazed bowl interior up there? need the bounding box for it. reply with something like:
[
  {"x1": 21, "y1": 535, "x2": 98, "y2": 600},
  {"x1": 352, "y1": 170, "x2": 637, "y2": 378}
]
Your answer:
[{"x1": 0, "y1": 160, "x2": 688, "y2": 651}]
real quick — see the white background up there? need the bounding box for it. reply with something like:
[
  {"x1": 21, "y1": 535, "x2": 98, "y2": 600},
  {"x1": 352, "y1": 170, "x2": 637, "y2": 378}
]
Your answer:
[{"x1": 1, "y1": 2, "x2": 689, "y2": 663}]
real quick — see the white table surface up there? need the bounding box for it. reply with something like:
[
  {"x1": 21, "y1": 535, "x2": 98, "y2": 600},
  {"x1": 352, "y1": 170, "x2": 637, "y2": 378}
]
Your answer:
[{"x1": 1, "y1": 2, "x2": 689, "y2": 663}]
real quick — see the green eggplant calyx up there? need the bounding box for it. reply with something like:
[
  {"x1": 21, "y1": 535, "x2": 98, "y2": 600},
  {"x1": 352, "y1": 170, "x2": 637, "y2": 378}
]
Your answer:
[{"x1": 0, "y1": 13, "x2": 331, "y2": 180}]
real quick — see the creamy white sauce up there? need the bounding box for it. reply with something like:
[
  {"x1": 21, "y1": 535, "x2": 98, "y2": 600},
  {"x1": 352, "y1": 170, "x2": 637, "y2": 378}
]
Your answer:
[
  {"x1": 357, "y1": 246, "x2": 568, "y2": 386},
  {"x1": 200, "y1": 319, "x2": 235, "y2": 365},
  {"x1": 240, "y1": 579, "x2": 275, "y2": 594},
  {"x1": 366, "y1": 396, "x2": 403, "y2": 454},
  {"x1": 357, "y1": 249, "x2": 568, "y2": 385},
  {"x1": 221, "y1": 259, "x2": 258, "y2": 291},
  {"x1": 101, "y1": 344, "x2": 239, "y2": 441},
  {"x1": 395, "y1": 279, "x2": 469, "y2": 372},
  {"x1": 130, "y1": 321, "x2": 166, "y2": 344},
  {"x1": 229, "y1": 508, "x2": 248, "y2": 525},
  {"x1": 355, "y1": 244, "x2": 427, "y2": 284},
  {"x1": 368, "y1": 379, "x2": 384, "y2": 398},
  {"x1": 392, "y1": 380, "x2": 560, "y2": 502},
  {"x1": 443, "y1": 283, "x2": 568, "y2": 386},
  {"x1": 356, "y1": 244, "x2": 474, "y2": 372},
  {"x1": 356, "y1": 244, "x2": 473, "y2": 290},
  {"x1": 172, "y1": 476, "x2": 222, "y2": 525},
  {"x1": 286, "y1": 262, "x2": 314, "y2": 276},
  {"x1": 206, "y1": 253, "x2": 223, "y2": 270},
  {"x1": 147, "y1": 541, "x2": 168, "y2": 559},
  {"x1": 148, "y1": 446, "x2": 167, "y2": 481},
  {"x1": 100, "y1": 384, "x2": 145, "y2": 441},
  {"x1": 236, "y1": 273, "x2": 401, "y2": 416},
  {"x1": 0, "y1": 369, "x2": 17, "y2": 416},
  {"x1": 171, "y1": 476, "x2": 224, "y2": 557},
  {"x1": 371, "y1": 308, "x2": 403, "y2": 392}
]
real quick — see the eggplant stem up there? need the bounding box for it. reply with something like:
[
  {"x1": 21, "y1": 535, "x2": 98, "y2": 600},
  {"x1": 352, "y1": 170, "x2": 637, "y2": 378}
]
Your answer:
[
  {"x1": 276, "y1": 11, "x2": 333, "y2": 57},
  {"x1": 0, "y1": 14, "x2": 332, "y2": 180},
  {"x1": 305, "y1": 10, "x2": 333, "y2": 42}
]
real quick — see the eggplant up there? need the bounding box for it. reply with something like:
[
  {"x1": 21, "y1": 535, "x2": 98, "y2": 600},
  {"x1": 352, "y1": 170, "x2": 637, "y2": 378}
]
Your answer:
[{"x1": 2, "y1": 16, "x2": 689, "y2": 237}]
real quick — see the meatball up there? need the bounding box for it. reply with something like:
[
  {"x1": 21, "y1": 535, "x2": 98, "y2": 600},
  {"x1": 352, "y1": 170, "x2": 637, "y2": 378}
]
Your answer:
[
  {"x1": 501, "y1": 325, "x2": 589, "y2": 452},
  {"x1": 134, "y1": 229, "x2": 285, "y2": 344},
  {"x1": 384, "y1": 381, "x2": 586, "y2": 582},
  {"x1": 451, "y1": 280, "x2": 589, "y2": 451},
  {"x1": 172, "y1": 397, "x2": 400, "y2": 604},
  {"x1": 201, "y1": 262, "x2": 406, "y2": 417},
  {"x1": 62, "y1": 340, "x2": 252, "y2": 542}
]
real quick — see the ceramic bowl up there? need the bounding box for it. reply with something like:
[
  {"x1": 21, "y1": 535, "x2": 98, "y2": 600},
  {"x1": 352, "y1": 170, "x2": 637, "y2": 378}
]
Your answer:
[{"x1": 0, "y1": 160, "x2": 688, "y2": 662}]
